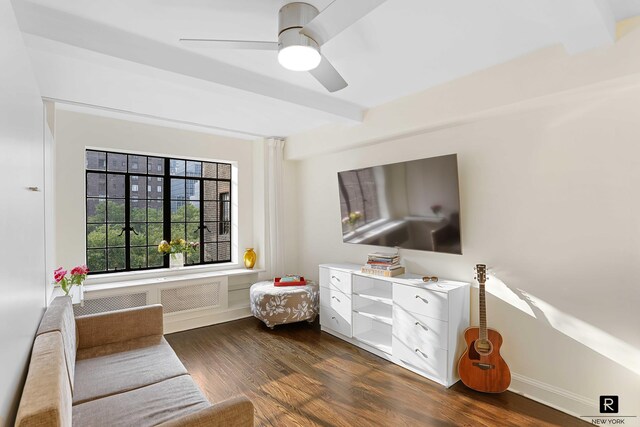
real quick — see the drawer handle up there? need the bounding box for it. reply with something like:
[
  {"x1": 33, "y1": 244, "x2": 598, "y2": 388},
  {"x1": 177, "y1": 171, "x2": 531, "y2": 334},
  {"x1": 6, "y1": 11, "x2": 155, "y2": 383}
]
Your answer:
[
  {"x1": 331, "y1": 316, "x2": 336, "y2": 320},
  {"x1": 415, "y1": 295, "x2": 429, "y2": 304},
  {"x1": 414, "y1": 321, "x2": 428, "y2": 332},
  {"x1": 331, "y1": 295, "x2": 341, "y2": 302},
  {"x1": 331, "y1": 275, "x2": 341, "y2": 282},
  {"x1": 415, "y1": 349, "x2": 429, "y2": 359}
]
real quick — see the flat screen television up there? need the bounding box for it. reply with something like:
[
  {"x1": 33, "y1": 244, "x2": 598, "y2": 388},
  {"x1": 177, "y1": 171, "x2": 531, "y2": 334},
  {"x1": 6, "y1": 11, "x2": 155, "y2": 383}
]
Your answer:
[{"x1": 338, "y1": 154, "x2": 462, "y2": 254}]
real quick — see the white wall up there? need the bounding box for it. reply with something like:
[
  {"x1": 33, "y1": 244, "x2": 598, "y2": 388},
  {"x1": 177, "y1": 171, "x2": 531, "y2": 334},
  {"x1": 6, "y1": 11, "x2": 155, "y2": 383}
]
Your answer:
[
  {"x1": 44, "y1": 101, "x2": 56, "y2": 301},
  {"x1": 287, "y1": 33, "x2": 640, "y2": 420},
  {"x1": 0, "y1": 1, "x2": 46, "y2": 424},
  {"x1": 54, "y1": 109, "x2": 255, "y2": 271}
]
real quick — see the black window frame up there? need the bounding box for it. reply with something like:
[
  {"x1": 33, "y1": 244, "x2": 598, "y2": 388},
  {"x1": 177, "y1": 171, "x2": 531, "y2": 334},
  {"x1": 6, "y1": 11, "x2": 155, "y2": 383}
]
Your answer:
[{"x1": 85, "y1": 149, "x2": 233, "y2": 275}]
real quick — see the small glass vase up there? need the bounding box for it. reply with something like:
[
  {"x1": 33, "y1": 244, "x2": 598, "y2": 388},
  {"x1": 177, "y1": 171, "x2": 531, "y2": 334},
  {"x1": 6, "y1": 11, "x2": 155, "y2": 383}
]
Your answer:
[
  {"x1": 170, "y1": 253, "x2": 184, "y2": 269},
  {"x1": 60, "y1": 281, "x2": 72, "y2": 296},
  {"x1": 243, "y1": 248, "x2": 257, "y2": 269}
]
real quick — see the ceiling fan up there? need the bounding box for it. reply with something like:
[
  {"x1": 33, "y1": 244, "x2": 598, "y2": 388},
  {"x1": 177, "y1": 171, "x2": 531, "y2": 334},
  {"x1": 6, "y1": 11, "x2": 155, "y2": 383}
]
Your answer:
[{"x1": 179, "y1": 0, "x2": 388, "y2": 92}]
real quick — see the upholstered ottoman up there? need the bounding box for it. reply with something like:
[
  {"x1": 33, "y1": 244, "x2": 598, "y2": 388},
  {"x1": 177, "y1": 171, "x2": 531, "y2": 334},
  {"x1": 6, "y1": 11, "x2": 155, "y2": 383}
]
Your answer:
[{"x1": 250, "y1": 280, "x2": 319, "y2": 329}]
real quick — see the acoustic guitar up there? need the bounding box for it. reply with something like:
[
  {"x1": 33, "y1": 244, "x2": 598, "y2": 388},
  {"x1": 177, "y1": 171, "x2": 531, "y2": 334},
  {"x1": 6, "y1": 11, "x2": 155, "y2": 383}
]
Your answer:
[{"x1": 458, "y1": 264, "x2": 511, "y2": 393}]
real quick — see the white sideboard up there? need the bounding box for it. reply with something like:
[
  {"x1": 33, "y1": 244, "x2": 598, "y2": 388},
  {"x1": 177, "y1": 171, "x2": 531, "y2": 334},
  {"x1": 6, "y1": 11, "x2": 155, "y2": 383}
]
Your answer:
[{"x1": 319, "y1": 263, "x2": 470, "y2": 387}]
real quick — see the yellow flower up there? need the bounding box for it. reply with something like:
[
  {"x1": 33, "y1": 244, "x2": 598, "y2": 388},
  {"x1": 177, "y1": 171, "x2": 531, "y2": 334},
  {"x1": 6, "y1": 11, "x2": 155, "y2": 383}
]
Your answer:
[{"x1": 158, "y1": 240, "x2": 170, "y2": 253}]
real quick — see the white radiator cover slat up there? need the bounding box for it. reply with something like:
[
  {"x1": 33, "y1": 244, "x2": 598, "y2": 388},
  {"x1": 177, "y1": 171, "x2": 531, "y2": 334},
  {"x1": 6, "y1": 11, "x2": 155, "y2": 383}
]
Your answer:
[
  {"x1": 73, "y1": 292, "x2": 148, "y2": 316},
  {"x1": 161, "y1": 282, "x2": 222, "y2": 314}
]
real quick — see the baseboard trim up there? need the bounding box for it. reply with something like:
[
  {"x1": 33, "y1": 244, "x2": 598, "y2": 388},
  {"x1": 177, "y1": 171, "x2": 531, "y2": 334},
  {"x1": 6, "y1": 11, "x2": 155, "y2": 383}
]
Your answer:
[
  {"x1": 509, "y1": 372, "x2": 596, "y2": 419},
  {"x1": 164, "y1": 306, "x2": 252, "y2": 334}
]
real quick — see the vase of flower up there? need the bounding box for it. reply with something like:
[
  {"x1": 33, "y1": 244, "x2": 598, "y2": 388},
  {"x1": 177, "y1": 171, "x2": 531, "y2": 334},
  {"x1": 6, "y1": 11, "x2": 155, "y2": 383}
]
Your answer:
[
  {"x1": 53, "y1": 265, "x2": 89, "y2": 296},
  {"x1": 341, "y1": 211, "x2": 363, "y2": 232},
  {"x1": 158, "y1": 238, "x2": 199, "y2": 269},
  {"x1": 170, "y1": 253, "x2": 184, "y2": 269}
]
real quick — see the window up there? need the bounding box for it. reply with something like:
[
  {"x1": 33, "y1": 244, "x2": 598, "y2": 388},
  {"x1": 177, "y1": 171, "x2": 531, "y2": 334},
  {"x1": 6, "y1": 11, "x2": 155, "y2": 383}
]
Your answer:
[
  {"x1": 338, "y1": 168, "x2": 380, "y2": 232},
  {"x1": 219, "y1": 192, "x2": 231, "y2": 235},
  {"x1": 86, "y1": 150, "x2": 232, "y2": 274}
]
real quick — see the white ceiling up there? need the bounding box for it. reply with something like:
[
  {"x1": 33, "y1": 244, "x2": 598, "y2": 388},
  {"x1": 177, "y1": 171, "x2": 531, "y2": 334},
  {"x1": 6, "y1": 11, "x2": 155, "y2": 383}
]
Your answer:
[
  {"x1": 610, "y1": 0, "x2": 640, "y2": 20},
  {"x1": 11, "y1": 0, "x2": 640, "y2": 138}
]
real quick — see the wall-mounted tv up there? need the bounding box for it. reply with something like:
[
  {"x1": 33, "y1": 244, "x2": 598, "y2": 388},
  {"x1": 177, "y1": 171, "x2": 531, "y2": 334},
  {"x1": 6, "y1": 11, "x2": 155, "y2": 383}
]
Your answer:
[{"x1": 338, "y1": 154, "x2": 462, "y2": 254}]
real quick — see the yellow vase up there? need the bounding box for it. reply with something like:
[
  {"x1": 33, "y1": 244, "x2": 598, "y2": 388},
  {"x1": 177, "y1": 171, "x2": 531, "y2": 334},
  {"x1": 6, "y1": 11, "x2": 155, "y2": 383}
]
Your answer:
[{"x1": 243, "y1": 248, "x2": 257, "y2": 269}]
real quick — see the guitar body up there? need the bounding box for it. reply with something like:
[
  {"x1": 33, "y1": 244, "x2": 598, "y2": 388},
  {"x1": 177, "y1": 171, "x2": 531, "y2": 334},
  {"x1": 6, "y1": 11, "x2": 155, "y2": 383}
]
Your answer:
[{"x1": 458, "y1": 327, "x2": 511, "y2": 393}]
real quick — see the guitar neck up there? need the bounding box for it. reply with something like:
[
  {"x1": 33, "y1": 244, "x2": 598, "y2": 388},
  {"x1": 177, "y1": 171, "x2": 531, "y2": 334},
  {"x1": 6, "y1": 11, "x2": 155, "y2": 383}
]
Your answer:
[
  {"x1": 479, "y1": 280, "x2": 487, "y2": 341},
  {"x1": 475, "y1": 263, "x2": 488, "y2": 342}
]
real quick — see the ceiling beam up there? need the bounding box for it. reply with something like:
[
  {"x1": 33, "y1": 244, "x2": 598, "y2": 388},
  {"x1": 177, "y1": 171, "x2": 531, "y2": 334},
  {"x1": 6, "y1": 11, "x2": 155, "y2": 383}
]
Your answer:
[{"x1": 11, "y1": 0, "x2": 364, "y2": 123}]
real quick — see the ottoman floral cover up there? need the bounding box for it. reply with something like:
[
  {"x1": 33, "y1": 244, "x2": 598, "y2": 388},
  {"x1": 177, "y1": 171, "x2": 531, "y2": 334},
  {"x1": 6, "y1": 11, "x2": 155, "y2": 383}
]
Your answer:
[{"x1": 250, "y1": 280, "x2": 319, "y2": 328}]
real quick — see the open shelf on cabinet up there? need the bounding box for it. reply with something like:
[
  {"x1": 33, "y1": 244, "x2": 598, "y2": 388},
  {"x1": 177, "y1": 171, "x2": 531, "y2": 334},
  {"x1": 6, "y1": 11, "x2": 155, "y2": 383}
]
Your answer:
[
  {"x1": 353, "y1": 303, "x2": 392, "y2": 325},
  {"x1": 352, "y1": 275, "x2": 393, "y2": 305},
  {"x1": 354, "y1": 287, "x2": 393, "y2": 305},
  {"x1": 354, "y1": 329, "x2": 392, "y2": 354},
  {"x1": 352, "y1": 311, "x2": 392, "y2": 354}
]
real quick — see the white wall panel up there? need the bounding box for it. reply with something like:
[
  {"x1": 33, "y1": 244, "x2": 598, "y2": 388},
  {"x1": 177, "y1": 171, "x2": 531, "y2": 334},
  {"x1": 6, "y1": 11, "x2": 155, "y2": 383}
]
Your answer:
[{"x1": 0, "y1": 1, "x2": 45, "y2": 424}]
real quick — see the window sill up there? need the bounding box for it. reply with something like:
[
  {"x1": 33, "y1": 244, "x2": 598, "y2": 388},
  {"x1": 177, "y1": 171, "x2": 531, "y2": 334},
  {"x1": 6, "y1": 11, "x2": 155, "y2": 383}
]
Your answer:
[{"x1": 84, "y1": 263, "x2": 265, "y2": 292}]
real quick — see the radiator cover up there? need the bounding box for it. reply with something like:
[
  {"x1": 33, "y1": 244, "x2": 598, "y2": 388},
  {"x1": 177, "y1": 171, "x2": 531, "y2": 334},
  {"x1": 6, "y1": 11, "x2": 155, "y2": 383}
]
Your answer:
[
  {"x1": 161, "y1": 282, "x2": 222, "y2": 314},
  {"x1": 73, "y1": 292, "x2": 148, "y2": 316}
]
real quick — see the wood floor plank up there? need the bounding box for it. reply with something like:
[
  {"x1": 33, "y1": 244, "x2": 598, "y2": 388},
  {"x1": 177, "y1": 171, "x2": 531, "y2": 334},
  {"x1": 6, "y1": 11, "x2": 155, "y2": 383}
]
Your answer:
[{"x1": 165, "y1": 317, "x2": 587, "y2": 427}]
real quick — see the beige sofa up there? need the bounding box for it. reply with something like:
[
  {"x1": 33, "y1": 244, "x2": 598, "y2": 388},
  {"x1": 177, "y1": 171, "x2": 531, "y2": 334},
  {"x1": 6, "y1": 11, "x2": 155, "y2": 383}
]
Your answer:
[{"x1": 16, "y1": 296, "x2": 254, "y2": 426}]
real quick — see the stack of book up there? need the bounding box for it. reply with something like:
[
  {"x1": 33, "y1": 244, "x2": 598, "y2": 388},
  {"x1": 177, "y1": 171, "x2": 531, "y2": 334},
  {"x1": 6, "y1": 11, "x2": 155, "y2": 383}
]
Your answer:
[{"x1": 361, "y1": 252, "x2": 405, "y2": 277}]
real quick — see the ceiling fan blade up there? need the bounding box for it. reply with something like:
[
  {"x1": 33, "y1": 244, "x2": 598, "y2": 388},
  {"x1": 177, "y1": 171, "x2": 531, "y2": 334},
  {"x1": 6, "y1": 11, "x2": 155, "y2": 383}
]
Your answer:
[
  {"x1": 300, "y1": 0, "x2": 388, "y2": 45},
  {"x1": 179, "y1": 39, "x2": 279, "y2": 50},
  {"x1": 309, "y1": 55, "x2": 348, "y2": 93}
]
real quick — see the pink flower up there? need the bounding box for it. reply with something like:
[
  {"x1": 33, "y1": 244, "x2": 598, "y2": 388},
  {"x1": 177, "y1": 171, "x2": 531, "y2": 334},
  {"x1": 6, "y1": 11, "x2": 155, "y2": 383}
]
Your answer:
[
  {"x1": 71, "y1": 265, "x2": 89, "y2": 276},
  {"x1": 54, "y1": 267, "x2": 67, "y2": 283}
]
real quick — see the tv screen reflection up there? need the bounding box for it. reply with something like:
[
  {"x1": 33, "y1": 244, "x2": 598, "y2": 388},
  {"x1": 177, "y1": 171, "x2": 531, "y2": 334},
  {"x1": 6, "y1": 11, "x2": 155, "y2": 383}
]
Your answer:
[{"x1": 338, "y1": 154, "x2": 462, "y2": 254}]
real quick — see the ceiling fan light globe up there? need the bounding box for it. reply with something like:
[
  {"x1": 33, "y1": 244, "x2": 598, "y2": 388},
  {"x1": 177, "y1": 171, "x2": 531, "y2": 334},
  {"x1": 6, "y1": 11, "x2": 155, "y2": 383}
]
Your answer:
[{"x1": 278, "y1": 45, "x2": 321, "y2": 71}]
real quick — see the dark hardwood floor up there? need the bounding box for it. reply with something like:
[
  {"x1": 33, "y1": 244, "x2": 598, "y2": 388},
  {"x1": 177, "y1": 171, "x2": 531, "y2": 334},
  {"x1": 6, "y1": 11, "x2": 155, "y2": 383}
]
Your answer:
[{"x1": 166, "y1": 317, "x2": 587, "y2": 427}]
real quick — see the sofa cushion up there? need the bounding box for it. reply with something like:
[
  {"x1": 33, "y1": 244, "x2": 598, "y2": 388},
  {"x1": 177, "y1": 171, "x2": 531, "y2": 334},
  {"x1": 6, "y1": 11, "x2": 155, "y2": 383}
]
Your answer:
[
  {"x1": 73, "y1": 335, "x2": 188, "y2": 405},
  {"x1": 76, "y1": 305, "x2": 164, "y2": 349},
  {"x1": 15, "y1": 332, "x2": 72, "y2": 427},
  {"x1": 72, "y1": 375, "x2": 211, "y2": 427},
  {"x1": 37, "y1": 296, "x2": 77, "y2": 393}
]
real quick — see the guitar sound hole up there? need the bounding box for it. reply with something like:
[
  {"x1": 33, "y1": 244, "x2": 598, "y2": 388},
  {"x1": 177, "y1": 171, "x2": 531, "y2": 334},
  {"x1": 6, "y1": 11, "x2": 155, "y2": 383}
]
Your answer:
[
  {"x1": 468, "y1": 340, "x2": 480, "y2": 360},
  {"x1": 473, "y1": 339, "x2": 493, "y2": 356}
]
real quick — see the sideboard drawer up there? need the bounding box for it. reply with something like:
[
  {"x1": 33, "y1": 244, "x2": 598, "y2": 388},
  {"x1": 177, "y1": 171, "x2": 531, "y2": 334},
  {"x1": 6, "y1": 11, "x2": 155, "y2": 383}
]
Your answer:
[
  {"x1": 393, "y1": 283, "x2": 448, "y2": 321},
  {"x1": 320, "y1": 267, "x2": 352, "y2": 294},
  {"x1": 393, "y1": 305, "x2": 449, "y2": 350},
  {"x1": 320, "y1": 304, "x2": 352, "y2": 337},
  {"x1": 392, "y1": 336, "x2": 447, "y2": 382},
  {"x1": 320, "y1": 286, "x2": 351, "y2": 321}
]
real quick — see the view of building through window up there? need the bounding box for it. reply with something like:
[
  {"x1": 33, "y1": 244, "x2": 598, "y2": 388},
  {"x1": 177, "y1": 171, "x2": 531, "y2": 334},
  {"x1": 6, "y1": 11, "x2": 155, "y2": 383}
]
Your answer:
[
  {"x1": 85, "y1": 150, "x2": 232, "y2": 273},
  {"x1": 338, "y1": 168, "x2": 380, "y2": 231}
]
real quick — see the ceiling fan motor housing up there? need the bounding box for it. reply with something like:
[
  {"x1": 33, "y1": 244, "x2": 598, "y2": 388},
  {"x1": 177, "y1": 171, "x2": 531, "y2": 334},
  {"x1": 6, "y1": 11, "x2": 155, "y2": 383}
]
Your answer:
[{"x1": 278, "y1": 2, "x2": 320, "y2": 53}]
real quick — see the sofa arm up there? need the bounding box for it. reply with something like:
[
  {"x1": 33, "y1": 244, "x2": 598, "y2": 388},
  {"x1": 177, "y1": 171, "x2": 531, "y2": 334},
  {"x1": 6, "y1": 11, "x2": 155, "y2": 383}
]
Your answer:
[
  {"x1": 157, "y1": 396, "x2": 254, "y2": 427},
  {"x1": 76, "y1": 304, "x2": 164, "y2": 349}
]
